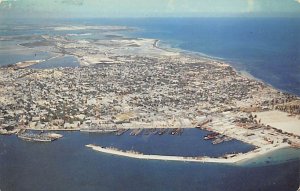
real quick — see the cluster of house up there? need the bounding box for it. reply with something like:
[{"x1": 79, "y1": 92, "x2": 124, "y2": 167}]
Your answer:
[{"x1": 0, "y1": 55, "x2": 296, "y2": 134}]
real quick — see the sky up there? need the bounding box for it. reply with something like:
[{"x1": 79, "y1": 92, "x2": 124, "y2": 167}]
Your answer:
[{"x1": 0, "y1": 0, "x2": 300, "y2": 18}]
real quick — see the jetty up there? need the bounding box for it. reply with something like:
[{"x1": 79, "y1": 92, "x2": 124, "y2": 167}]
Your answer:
[{"x1": 86, "y1": 143, "x2": 290, "y2": 164}]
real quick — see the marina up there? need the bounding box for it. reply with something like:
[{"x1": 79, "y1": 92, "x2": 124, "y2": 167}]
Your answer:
[
  {"x1": 203, "y1": 133, "x2": 234, "y2": 145},
  {"x1": 1, "y1": 131, "x2": 299, "y2": 191}
]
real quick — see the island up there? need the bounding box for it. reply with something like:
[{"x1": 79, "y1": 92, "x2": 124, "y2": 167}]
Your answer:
[{"x1": 0, "y1": 25, "x2": 299, "y2": 162}]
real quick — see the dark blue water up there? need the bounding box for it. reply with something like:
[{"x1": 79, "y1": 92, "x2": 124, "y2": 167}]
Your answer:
[
  {"x1": 75, "y1": 18, "x2": 300, "y2": 96},
  {"x1": 1, "y1": 18, "x2": 300, "y2": 190},
  {"x1": 76, "y1": 129, "x2": 254, "y2": 157},
  {"x1": 1, "y1": 18, "x2": 299, "y2": 96},
  {"x1": 0, "y1": 132, "x2": 299, "y2": 191}
]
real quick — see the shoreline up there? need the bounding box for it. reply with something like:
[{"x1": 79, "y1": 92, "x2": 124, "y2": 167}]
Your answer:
[
  {"x1": 151, "y1": 37, "x2": 298, "y2": 97},
  {"x1": 86, "y1": 143, "x2": 290, "y2": 164},
  {"x1": 1, "y1": 25, "x2": 299, "y2": 159},
  {"x1": 14, "y1": 60, "x2": 45, "y2": 69}
]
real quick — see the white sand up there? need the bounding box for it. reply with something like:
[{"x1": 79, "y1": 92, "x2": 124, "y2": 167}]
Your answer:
[
  {"x1": 254, "y1": 110, "x2": 300, "y2": 136},
  {"x1": 86, "y1": 143, "x2": 289, "y2": 164}
]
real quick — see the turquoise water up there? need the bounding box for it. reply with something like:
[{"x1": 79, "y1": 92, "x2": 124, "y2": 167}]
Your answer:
[{"x1": 240, "y1": 147, "x2": 300, "y2": 167}]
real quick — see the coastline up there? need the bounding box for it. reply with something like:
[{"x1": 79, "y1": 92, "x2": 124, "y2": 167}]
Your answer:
[
  {"x1": 86, "y1": 143, "x2": 290, "y2": 164},
  {"x1": 151, "y1": 38, "x2": 277, "y2": 92},
  {"x1": 1, "y1": 19, "x2": 300, "y2": 191},
  {"x1": 1, "y1": 24, "x2": 299, "y2": 165},
  {"x1": 150, "y1": 36, "x2": 300, "y2": 97}
]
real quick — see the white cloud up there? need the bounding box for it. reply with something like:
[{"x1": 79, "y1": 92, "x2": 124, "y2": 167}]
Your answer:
[{"x1": 295, "y1": 0, "x2": 300, "y2": 3}]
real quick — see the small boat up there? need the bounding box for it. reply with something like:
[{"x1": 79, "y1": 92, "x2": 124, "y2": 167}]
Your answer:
[
  {"x1": 18, "y1": 132, "x2": 62, "y2": 142},
  {"x1": 204, "y1": 132, "x2": 219, "y2": 140}
]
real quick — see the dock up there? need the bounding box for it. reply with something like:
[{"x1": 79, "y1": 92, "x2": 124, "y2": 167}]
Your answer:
[
  {"x1": 130, "y1": 128, "x2": 143, "y2": 136},
  {"x1": 169, "y1": 128, "x2": 183, "y2": 135},
  {"x1": 115, "y1": 129, "x2": 128, "y2": 136},
  {"x1": 17, "y1": 132, "x2": 63, "y2": 142},
  {"x1": 158, "y1": 128, "x2": 168, "y2": 135},
  {"x1": 204, "y1": 132, "x2": 233, "y2": 145}
]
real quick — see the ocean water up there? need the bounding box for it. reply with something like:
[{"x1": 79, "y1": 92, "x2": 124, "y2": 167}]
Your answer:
[
  {"x1": 79, "y1": 18, "x2": 300, "y2": 96},
  {"x1": 0, "y1": 45, "x2": 52, "y2": 67},
  {"x1": 29, "y1": 55, "x2": 80, "y2": 69},
  {"x1": 0, "y1": 133, "x2": 299, "y2": 191},
  {"x1": 1, "y1": 18, "x2": 299, "y2": 96},
  {"x1": 71, "y1": 129, "x2": 255, "y2": 157},
  {"x1": 1, "y1": 18, "x2": 300, "y2": 190}
]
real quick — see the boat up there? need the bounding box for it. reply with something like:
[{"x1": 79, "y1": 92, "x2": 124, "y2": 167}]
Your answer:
[
  {"x1": 204, "y1": 132, "x2": 219, "y2": 140},
  {"x1": 18, "y1": 132, "x2": 62, "y2": 142},
  {"x1": 158, "y1": 128, "x2": 167, "y2": 135},
  {"x1": 18, "y1": 133, "x2": 52, "y2": 142}
]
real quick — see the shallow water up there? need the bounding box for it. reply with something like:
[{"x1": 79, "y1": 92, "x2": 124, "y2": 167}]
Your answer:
[
  {"x1": 0, "y1": 48, "x2": 52, "y2": 67},
  {"x1": 30, "y1": 55, "x2": 80, "y2": 69}
]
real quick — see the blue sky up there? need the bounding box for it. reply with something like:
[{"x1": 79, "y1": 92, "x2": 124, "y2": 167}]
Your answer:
[{"x1": 1, "y1": 0, "x2": 300, "y2": 18}]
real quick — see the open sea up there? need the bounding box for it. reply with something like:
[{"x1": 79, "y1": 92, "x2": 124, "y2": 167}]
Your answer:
[
  {"x1": 0, "y1": 18, "x2": 300, "y2": 191},
  {"x1": 90, "y1": 18, "x2": 300, "y2": 96}
]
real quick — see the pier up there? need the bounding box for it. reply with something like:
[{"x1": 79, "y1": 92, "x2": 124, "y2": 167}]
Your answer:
[
  {"x1": 204, "y1": 133, "x2": 233, "y2": 144},
  {"x1": 130, "y1": 128, "x2": 143, "y2": 136},
  {"x1": 116, "y1": 129, "x2": 128, "y2": 136}
]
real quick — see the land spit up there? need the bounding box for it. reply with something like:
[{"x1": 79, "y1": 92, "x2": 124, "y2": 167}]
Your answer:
[{"x1": 86, "y1": 143, "x2": 290, "y2": 164}]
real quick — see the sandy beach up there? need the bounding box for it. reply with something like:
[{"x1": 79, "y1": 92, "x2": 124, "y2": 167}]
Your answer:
[{"x1": 254, "y1": 110, "x2": 300, "y2": 136}]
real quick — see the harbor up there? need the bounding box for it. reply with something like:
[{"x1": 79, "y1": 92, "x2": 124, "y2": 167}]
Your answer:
[
  {"x1": 203, "y1": 133, "x2": 233, "y2": 145},
  {"x1": 1, "y1": 130, "x2": 299, "y2": 191}
]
